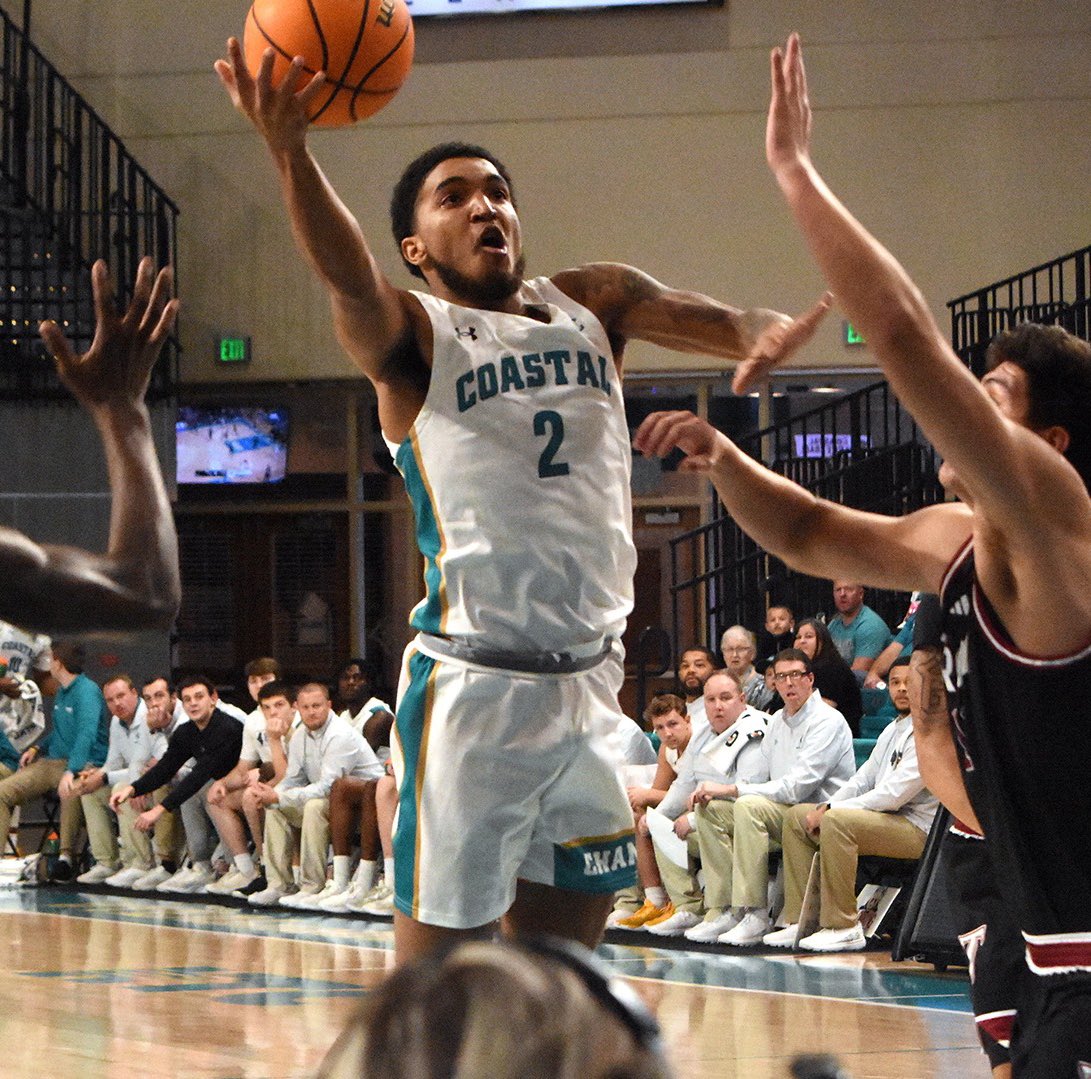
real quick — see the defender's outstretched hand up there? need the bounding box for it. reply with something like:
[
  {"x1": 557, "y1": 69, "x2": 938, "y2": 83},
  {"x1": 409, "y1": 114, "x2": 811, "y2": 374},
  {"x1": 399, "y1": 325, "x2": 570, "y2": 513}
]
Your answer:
[
  {"x1": 39, "y1": 258, "x2": 177, "y2": 413},
  {"x1": 732, "y1": 291, "x2": 833, "y2": 395},
  {"x1": 215, "y1": 38, "x2": 326, "y2": 155},
  {"x1": 633, "y1": 411, "x2": 729, "y2": 473},
  {"x1": 767, "y1": 32, "x2": 815, "y2": 183}
]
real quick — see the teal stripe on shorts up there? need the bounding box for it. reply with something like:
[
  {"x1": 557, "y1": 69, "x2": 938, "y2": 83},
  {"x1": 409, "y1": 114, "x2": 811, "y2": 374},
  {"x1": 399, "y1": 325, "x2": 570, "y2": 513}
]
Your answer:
[
  {"x1": 554, "y1": 829, "x2": 638, "y2": 893},
  {"x1": 393, "y1": 649, "x2": 437, "y2": 920}
]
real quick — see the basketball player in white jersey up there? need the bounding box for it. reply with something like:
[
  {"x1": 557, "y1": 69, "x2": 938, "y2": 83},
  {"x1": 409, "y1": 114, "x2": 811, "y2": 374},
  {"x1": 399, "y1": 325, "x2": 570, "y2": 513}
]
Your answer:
[
  {"x1": 636, "y1": 35, "x2": 1091, "y2": 1076},
  {"x1": 0, "y1": 260, "x2": 180, "y2": 635},
  {"x1": 216, "y1": 42, "x2": 827, "y2": 965}
]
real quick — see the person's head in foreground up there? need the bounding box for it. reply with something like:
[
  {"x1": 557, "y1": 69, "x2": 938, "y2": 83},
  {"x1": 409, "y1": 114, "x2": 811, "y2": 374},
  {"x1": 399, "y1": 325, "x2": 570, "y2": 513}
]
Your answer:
[{"x1": 318, "y1": 937, "x2": 670, "y2": 1079}]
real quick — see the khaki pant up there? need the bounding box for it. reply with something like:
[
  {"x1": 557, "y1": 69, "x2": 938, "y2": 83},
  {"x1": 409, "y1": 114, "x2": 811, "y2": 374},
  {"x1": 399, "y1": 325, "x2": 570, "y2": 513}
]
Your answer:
[
  {"x1": 116, "y1": 785, "x2": 182, "y2": 868},
  {"x1": 697, "y1": 794, "x2": 787, "y2": 910},
  {"x1": 653, "y1": 830, "x2": 706, "y2": 914},
  {"x1": 264, "y1": 798, "x2": 330, "y2": 891},
  {"x1": 782, "y1": 803, "x2": 926, "y2": 929},
  {"x1": 80, "y1": 786, "x2": 119, "y2": 868},
  {"x1": 0, "y1": 758, "x2": 81, "y2": 855}
]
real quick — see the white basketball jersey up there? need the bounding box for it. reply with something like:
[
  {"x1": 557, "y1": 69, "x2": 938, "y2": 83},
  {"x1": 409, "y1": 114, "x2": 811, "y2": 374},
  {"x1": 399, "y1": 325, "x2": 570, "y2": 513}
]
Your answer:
[{"x1": 385, "y1": 277, "x2": 635, "y2": 653}]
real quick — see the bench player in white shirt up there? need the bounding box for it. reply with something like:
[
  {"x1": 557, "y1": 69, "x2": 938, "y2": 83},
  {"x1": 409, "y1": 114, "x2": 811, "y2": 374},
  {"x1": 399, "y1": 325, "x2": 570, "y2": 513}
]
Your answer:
[{"x1": 216, "y1": 42, "x2": 826, "y2": 963}]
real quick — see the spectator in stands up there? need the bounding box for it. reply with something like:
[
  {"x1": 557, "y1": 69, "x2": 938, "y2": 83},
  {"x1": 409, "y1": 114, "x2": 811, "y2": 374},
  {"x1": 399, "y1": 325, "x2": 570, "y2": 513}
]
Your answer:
[
  {"x1": 827, "y1": 581, "x2": 892, "y2": 680},
  {"x1": 793, "y1": 618, "x2": 863, "y2": 735},
  {"x1": 244, "y1": 657, "x2": 280, "y2": 707},
  {"x1": 334, "y1": 658, "x2": 396, "y2": 757},
  {"x1": 110, "y1": 674, "x2": 244, "y2": 893},
  {"x1": 317, "y1": 938, "x2": 669, "y2": 1079},
  {"x1": 757, "y1": 604, "x2": 795, "y2": 665},
  {"x1": 677, "y1": 646, "x2": 719, "y2": 725},
  {"x1": 204, "y1": 679, "x2": 297, "y2": 896},
  {"x1": 0, "y1": 642, "x2": 109, "y2": 879},
  {"x1": 74, "y1": 674, "x2": 146, "y2": 883},
  {"x1": 246, "y1": 682, "x2": 383, "y2": 907},
  {"x1": 640, "y1": 671, "x2": 770, "y2": 939},
  {"x1": 608, "y1": 694, "x2": 693, "y2": 929},
  {"x1": 0, "y1": 620, "x2": 50, "y2": 752},
  {"x1": 693, "y1": 649, "x2": 855, "y2": 946},
  {"x1": 123, "y1": 676, "x2": 187, "y2": 890},
  {"x1": 0, "y1": 726, "x2": 19, "y2": 782},
  {"x1": 720, "y1": 625, "x2": 776, "y2": 710},
  {"x1": 863, "y1": 593, "x2": 920, "y2": 689},
  {"x1": 766, "y1": 660, "x2": 938, "y2": 952}
]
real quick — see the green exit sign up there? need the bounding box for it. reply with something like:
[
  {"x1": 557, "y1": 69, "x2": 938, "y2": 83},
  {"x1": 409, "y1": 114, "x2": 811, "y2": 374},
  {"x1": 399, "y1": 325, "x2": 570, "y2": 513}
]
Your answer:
[
  {"x1": 217, "y1": 335, "x2": 251, "y2": 364},
  {"x1": 843, "y1": 322, "x2": 866, "y2": 347}
]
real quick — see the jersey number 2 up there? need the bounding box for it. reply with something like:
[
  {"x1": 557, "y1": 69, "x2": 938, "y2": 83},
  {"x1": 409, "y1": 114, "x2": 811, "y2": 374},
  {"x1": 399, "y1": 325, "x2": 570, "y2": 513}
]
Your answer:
[{"x1": 534, "y1": 410, "x2": 570, "y2": 478}]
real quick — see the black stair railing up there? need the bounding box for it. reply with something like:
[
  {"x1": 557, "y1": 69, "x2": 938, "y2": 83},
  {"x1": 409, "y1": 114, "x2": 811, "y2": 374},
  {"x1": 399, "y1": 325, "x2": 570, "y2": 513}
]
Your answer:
[
  {"x1": 0, "y1": 5, "x2": 179, "y2": 400},
  {"x1": 669, "y1": 381, "x2": 942, "y2": 655}
]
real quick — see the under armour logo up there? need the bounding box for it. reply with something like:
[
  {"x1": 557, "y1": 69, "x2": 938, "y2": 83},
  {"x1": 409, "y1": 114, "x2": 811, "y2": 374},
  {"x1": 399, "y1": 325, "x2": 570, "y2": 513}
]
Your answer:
[{"x1": 455, "y1": 326, "x2": 477, "y2": 340}]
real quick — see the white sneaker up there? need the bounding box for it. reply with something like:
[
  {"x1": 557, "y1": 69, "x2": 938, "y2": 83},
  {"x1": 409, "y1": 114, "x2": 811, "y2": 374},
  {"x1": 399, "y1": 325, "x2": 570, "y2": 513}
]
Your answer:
[
  {"x1": 76, "y1": 863, "x2": 120, "y2": 884},
  {"x1": 172, "y1": 864, "x2": 215, "y2": 893},
  {"x1": 291, "y1": 881, "x2": 347, "y2": 910},
  {"x1": 645, "y1": 910, "x2": 702, "y2": 937},
  {"x1": 103, "y1": 865, "x2": 151, "y2": 889},
  {"x1": 798, "y1": 923, "x2": 867, "y2": 953},
  {"x1": 278, "y1": 885, "x2": 324, "y2": 909},
  {"x1": 249, "y1": 885, "x2": 294, "y2": 907},
  {"x1": 156, "y1": 866, "x2": 199, "y2": 893},
  {"x1": 131, "y1": 865, "x2": 172, "y2": 891},
  {"x1": 718, "y1": 910, "x2": 772, "y2": 946},
  {"x1": 204, "y1": 867, "x2": 259, "y2": 895},
  {"x1": 347, "y1": 881, "x2": 395, "y2": 915},
  {"x1": 762, "y1": 923, "x2": 801, "y2": 949},
  {"x1": 684, "y1": 910, "x2": 742, "y2": 943}
]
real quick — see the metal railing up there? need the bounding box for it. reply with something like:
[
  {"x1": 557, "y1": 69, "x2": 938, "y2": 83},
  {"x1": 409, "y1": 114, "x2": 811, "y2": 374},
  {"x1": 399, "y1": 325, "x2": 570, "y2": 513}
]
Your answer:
[
  {"x1": 0, "y1": 5, "x2": 179, "y2": 400},
  {"x1": 669, "y1": 381, "x2": 942, "y2": 654},
  {"x1": 949, "y1": 245, "x2": 1090, "y2": 374}
]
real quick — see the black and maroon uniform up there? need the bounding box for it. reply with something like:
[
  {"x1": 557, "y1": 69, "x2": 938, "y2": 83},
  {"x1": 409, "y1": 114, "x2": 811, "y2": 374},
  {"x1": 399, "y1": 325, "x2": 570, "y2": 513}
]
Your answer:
[{"x1": 938, "y1": 541, "x2": 1091, "y2": 1076}]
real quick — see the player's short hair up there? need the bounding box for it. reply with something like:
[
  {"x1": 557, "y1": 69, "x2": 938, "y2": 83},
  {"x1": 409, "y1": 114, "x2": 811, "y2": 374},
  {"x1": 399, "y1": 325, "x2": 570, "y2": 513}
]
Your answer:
[
  {"x1": 102, "y1": 673, "x2": 136, "y2": 692},
  {"x1": 767, "y1": 604, "x2": 794, "y2": 618},
  {"x1": 643, "y1": 693, "x2": 687, "y2": 723},
  {"x1": 244, "y1": 657, "x2": 282, "y2": 679},
  {"x1": 773, "y1": 648, "x2": 813, "y2": 675},
  {"x1": 986, "y1": 322, "x2": 1091, "y2": 488},
  {"x1": 258, "y1": 679, "x2": 295, "y2": 704},
  {"x1": 141, "y1": 675, "x2": 174, "y2": 696},
  {"x1": 887, "y1": 658, "x2": 912, "y2": 677},
  {"x1": 704, "y1": 668, "x2": 742, "y2": 693},
  {"x1": 51, "y1": 641, "x2": 85, "y2": 675},
  {"x1": 390, "y1": 142, "x2": 516, "y2": 280},
  {"x1": 296, "y1": 681, "x2": 331, "y2": 701},
  {"x1": 679, "y1": 645, "x2": 721, "y2": 668},
  {"x1": 177, "y1": 674, "x2": 217, "y2": 697}
]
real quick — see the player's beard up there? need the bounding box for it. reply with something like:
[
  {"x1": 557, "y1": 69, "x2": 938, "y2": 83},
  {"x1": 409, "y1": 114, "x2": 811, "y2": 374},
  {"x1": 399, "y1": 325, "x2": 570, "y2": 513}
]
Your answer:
[{"x1": 432, "y1": 253, "x2": 526, "y2": 309}]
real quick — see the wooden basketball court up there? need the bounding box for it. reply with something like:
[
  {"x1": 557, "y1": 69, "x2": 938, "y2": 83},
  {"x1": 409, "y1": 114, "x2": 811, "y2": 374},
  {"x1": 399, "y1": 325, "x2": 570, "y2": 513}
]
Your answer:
[{"x1": 0, "y1": 885, "x2": 984, "y2": 1078}]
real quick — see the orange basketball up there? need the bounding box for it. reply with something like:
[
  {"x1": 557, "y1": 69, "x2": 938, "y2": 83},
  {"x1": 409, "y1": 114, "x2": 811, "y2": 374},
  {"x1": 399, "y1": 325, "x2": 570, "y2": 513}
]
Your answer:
[{"x1": 244, "y1": 0, "x2": 414, "y2": 126}]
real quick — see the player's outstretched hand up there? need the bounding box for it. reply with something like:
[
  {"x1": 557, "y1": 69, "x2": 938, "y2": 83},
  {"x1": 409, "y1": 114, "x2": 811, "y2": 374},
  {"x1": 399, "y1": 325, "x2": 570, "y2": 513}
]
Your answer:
[
  {"x1": 767, "y1": 32, "x2": 814, "y2": 181},
  {"x1": 633, "y1": 411, "x2": 727, "y2": 473},
  {"x1": 732, "y1": 291, "x2": 833, "y2": 395},
  {"x1": 39, "y1": 258, "x2": 177, "y2": 416},
  {"x1": 215, "y1": 38, "x2": 326, "y2": 155}
]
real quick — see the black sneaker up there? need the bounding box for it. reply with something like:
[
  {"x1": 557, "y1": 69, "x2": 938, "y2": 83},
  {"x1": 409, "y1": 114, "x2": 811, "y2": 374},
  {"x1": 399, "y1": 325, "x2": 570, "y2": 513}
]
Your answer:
[
  {"x1": 50, "y1": 855, "x2": 75, "y2": 882},
  {"x1": 233, "y1": 874, "x2": 267, "y2": 898}
]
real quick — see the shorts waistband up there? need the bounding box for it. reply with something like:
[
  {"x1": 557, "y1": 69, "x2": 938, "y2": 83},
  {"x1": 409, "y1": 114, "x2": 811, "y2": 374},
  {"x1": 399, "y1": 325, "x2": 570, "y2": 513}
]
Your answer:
[
  {"x1": 1023, "y1": 931, "x2": 1091, "y2": 975},
  {"x1": 417, "y1": 633, "x2": 613, "y2": 674}
]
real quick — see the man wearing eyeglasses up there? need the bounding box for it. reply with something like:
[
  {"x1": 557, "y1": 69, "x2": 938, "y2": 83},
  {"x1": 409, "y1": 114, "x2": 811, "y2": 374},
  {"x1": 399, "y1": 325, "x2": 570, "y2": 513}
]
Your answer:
[
  {"x1": 689, "y1": 648, "x2": 855, "y2": 946},
  {"x1": 766, "y1": 660, "x2": 938, "y2": 952}
]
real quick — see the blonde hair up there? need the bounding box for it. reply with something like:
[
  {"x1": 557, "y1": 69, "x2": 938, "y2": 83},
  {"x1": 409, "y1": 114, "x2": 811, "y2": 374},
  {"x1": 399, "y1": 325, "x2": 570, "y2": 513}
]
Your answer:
[{"x1": 319, "y1": 941, "x2": 669, "y2": 1079}]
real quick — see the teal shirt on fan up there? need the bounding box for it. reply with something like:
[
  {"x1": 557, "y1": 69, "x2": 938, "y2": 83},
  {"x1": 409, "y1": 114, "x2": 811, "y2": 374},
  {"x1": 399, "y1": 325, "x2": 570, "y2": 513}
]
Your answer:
[{"x1": 47, "y1": 674, "x2": 109, "y2": 773}]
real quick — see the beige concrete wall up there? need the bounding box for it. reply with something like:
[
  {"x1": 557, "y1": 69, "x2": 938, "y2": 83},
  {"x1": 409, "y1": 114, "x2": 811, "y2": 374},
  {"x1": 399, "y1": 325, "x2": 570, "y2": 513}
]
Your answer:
[{"x1": 5, "y1": 0, "x2": 1089, "y2": 383}]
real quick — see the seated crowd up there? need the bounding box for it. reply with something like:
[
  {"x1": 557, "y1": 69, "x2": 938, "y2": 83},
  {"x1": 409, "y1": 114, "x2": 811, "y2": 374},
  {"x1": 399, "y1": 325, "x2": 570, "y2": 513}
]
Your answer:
[{"x1": 0, "y1": 582, "x2": 932, "y2": 952}]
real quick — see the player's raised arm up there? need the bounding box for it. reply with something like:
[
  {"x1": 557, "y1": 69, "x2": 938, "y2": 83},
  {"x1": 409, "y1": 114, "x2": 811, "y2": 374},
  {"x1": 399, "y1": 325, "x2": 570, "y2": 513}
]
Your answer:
[
  {"x1": 633, "y1": 409, "x2": 971, "y2": 594},
  {"x1": 0, "y1": 259, "x2": 180, "y2": 634},
  {"x1": 215, "y1": 39, "x2": 411, "y2": 379},
  {"x1": 761, "y1": 34, "x2": 1088, "y2": 537},
  {"x1": 554, "y1": 262, "x2": 831, "y2": 370}
]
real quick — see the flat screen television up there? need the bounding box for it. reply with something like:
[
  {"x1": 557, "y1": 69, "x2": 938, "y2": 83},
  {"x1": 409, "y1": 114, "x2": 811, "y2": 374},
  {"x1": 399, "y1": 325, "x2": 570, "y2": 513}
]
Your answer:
[
  {"x1": 177, "y1": 406, "x2": 289, "y2": 484},
  {"x1": 409, "y1": 0, "x2": 717, "y2": 15}
]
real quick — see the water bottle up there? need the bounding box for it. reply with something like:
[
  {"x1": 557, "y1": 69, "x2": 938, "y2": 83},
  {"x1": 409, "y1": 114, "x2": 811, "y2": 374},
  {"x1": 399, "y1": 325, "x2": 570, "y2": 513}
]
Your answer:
[{"x1": 42, "y1": 830, "x2": 60, "y2": 878}]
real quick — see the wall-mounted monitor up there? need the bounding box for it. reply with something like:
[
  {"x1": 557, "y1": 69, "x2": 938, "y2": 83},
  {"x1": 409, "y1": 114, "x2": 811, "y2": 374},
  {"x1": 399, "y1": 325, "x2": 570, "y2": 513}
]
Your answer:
[
  {"x1": 177, "y1": 405, "x2": 289, "y2": 484},
  {"x1": 409, "y1": 0, "x2": 718, "y2": 16}
]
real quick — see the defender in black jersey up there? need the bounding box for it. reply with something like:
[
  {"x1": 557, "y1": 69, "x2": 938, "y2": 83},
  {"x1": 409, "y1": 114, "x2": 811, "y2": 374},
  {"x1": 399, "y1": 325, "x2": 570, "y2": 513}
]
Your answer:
[{"x1": 637, "y1": 34, "x2": 1091, "y2": 1077}]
